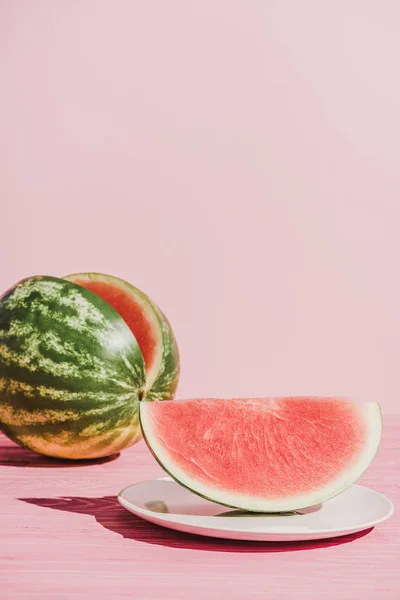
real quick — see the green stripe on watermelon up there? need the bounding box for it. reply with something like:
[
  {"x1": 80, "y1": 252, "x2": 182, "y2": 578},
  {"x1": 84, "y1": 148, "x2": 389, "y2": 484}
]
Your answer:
[{"x1": 0, "y1": 276, "x2": 146, "y2": 459}]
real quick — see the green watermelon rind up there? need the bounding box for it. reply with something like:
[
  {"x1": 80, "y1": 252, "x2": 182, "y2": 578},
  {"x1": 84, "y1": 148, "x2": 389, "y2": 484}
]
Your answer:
[
  {"x1": 139, "y1": 398, "x2": 383, "y2": 513},
  {"x1": 0, "y1": 275, "x2": 146, "y2": 459}
]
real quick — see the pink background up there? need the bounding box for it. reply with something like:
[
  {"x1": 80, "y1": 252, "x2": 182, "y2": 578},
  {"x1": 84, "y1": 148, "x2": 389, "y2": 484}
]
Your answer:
[{"x1": 1, "y1": 1, "x2": 399, "y2": 412}]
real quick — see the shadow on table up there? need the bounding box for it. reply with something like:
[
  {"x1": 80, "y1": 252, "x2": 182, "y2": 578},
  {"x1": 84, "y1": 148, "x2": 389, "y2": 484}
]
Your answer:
[
  {"x1": 0, "y1": 440, "x2": 119, "y2": 468},
  {"x1": 19, "y1": 495, "x2": 374, "y2": 553}
]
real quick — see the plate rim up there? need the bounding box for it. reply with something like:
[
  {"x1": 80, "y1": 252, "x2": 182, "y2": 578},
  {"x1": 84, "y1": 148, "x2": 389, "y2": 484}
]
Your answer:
[{"x1": 117, "y1": 477, "x2": 394, "y2": 536}]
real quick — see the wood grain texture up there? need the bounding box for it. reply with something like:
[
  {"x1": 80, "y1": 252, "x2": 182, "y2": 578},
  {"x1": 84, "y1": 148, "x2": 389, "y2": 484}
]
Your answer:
[{"x1": 0, "y1": 418, "x2": 399, "y2": 600}]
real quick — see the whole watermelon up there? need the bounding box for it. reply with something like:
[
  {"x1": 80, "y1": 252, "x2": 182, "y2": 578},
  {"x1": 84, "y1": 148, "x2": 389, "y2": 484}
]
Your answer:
[{"x1": 0, "y1": 275, "x2": 179, "y2": 459}]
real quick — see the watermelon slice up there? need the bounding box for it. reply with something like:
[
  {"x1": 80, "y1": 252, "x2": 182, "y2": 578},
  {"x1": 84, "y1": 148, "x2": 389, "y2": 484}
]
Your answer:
[
  {"x1": 65, "y1": 272, "x2": 179, "y2": 402},
  {"x1": 140, "y1": 397, "x2": 382, "y2": 512}
]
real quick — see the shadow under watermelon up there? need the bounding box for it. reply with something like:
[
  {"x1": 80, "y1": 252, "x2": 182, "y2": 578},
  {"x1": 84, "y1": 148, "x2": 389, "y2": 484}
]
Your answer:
[
  {"x1": 19, "y1": 495, "x2": 374, "y2": 553},
  {"x1": 0, "y1": 438, "x2": 119, "y2": 468}
]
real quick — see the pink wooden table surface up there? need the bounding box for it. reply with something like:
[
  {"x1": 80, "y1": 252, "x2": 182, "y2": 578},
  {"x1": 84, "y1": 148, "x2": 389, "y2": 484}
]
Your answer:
[{"x1": 1, "y1": 418, "x2": 399, "y2": 600}]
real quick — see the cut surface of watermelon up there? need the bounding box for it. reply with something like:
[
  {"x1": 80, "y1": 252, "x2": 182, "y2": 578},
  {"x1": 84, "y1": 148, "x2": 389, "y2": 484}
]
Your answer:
[{"x1": 140, "y1": 397, "x2": 382, "y2": 512}]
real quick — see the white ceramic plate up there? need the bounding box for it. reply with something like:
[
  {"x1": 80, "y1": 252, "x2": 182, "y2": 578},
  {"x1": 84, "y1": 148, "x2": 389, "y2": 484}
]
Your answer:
[{"x1": 118, "y1": 477, "x2": 394, "y2": 542}]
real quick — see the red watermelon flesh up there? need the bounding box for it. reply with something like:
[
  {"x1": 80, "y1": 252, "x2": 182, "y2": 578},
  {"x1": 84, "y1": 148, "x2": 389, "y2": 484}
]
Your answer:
[{"x1": 140, "y1": 397, "x2": 382, "y2": 512}]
